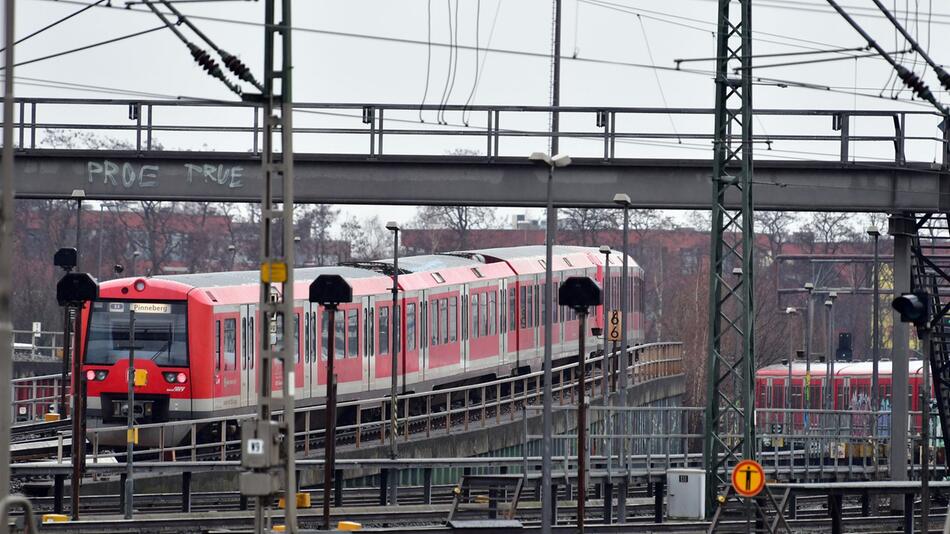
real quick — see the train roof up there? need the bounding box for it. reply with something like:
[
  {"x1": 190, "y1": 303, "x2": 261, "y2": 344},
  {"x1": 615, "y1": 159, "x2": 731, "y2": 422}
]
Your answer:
[
  {"x1": 152, "y1": 265, "x2": 385, "y2": 288},
  {"x1": 372, "y1": 254, "x2": 482, "y2": 273},
  {"x1": 758, "y1": 359, "x2": 925, "y2": 377}
]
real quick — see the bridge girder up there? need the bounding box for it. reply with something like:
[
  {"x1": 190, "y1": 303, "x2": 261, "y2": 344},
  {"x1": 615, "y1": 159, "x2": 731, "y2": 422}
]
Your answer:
[{"x1": 12, "y1": 150, "x2": 948, "y2": 211}]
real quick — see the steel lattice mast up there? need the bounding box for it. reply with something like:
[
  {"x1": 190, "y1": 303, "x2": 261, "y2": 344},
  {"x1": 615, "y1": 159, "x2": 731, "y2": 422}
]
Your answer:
[{"x1": 703, "y1": 0, "x2": 755, "y2": 512}]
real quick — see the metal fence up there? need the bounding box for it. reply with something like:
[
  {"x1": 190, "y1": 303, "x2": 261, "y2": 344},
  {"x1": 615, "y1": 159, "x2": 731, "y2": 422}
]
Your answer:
[{"x1": 11, "y1": 98, "x2": 949, "y2": 166}]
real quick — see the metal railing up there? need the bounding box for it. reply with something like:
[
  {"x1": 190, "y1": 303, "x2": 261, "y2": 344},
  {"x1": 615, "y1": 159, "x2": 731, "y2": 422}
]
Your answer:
[
  {"x1": 11, "y1": 329, "x2": 63, "y2": 359},
  {"x1": 11, "y1": 98, "x2": 949, "y2": 166},
  {"x1": 75, "y1": 342, "x2": 683, "y2": 465},
  {"x1": 12, "y1": 373, "x2": 67, "y2": 423}
]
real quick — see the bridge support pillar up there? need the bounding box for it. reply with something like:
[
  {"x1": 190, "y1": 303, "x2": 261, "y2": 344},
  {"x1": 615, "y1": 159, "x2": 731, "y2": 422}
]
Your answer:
[
  {"x1": 239, "y1": 494, "x2": 248, "y2": 511},
  {"x1": 423, "y1": 468, "x2": 433, "y2": 505},
  {"x1": 379, "y1": 470, "x2": 388, "y2": 506},
  {"x1": 181, "y1": 471, "x2": 192, "y2": 513},
  {"x1": 653, "y1": 479, "x2": 664, "y2": 523},
  {"x1": 861, "y1": 491, "x2": 870, "y2": 516},
  {"x1": 602, "y1": 482, "x2": 613, "y2": 523},
  {"x1": 118, "y1": 473, "x2": 126, "y2": 514},
  {"x1": 549, "y1": 483, "x2": 559, "y2": 524},
  {"x1": 53, "y1": 475, "x2": 64, "y2": 514},
  {"x1": 828, "y1": 493, "x2": 842, "y2": 534},
  {"x1": 903, "y1": 492, "x2": 915, "y2": 534},
  {"x1": 788, "y1": 493, "x2": 797, "y2": 519},
  {"x1": 334, "y1": 469, "x2": 343, "y2": 507},
  {"x1": 616, "y1": 480, "x2": 627, "y2": 523},
  {"x1": 889, "y1": 214, "x2": 913, "y2": 513}
]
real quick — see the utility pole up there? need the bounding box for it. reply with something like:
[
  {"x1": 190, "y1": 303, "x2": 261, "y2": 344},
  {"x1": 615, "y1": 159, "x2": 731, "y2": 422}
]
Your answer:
[
  {"x1": 703, "y1": 0, "x2": 755, "y2": 514},
  {"x1": 239, "y1": 2, "x2": 297, "y2": 533},
  {"x1": 0, "y1": 0, "x2": 16, "y2": 505}
]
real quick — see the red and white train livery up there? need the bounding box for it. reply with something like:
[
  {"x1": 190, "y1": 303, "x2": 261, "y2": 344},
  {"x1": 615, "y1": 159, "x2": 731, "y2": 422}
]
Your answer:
[{"x1": 80, "y1": 246, "x2": 644, "y2": 427}]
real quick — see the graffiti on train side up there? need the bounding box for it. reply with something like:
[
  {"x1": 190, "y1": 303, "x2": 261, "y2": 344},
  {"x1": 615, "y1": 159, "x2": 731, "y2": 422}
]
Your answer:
[{"x1": 86, "y1": 160, "x2": 246, "y2": 189}]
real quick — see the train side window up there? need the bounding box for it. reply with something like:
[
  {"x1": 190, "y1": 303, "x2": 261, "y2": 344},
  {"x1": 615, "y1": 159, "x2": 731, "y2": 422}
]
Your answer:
[
  {"x1": 508, "y1": 288, "x2": 516, "y2": 332},
  {"x1": 321, "y1": 310, "x2": 330, "y2": 360},
  {"x1": 489, "y1": 291, "x2": 496, "y2": 336},
  {"x1": 224, "y1": 318, "x2": 237, "y2": 371},
  {"x1": 215, "y1": 320, "x2": 221, "y2": 372},
  {"x1": 242, "y1": 317, "x2": 247, "y2": 370},
  {"x1": 249, "y1": 316, "x2": 255, "y2": 369},
  {"x1": 379, "y1": 306, "x2": 390, "y2": 355},
  {"x1": 534, "y1": 284, "x2": 540, "y2": 327},
  {"x1": 421, "y1": 301, "x2": 427, "y2": 348},
  {"x1": 449, "y1": 296, "x2": 457, "y2": 342},
  {"x1": 439, "y1": 298, "x2": 448, "y2": 344},
  {"x1": 334, "y1": 310, "x2": 345, "y2": 359},
  {"x1": 347, "y1": 309, "x2": 358, "y2": 358},
  {"x1": 293, "y1": 314, "x2": 301, "y2": 363},
  {"x1": 480, "y1": 291, "x2": 488, "y2": 337},
  {"x1": 368, "y1": 308, "x2": 375, "y2": 356},
  {"x1": 540, "y1": 283, "x2": 546, "y2": 329},
  {"x1": 462, "y1": 295, "x2": 469, "y2": 341},
  {"x1": 471, "y1": 293, "x2": 479, "y2": 340},
  {"x1": 311, "y1": 312, "x2": 317, "y2": 361},
  {"x1": 500, "y1": 290, "x2": 506, "y2": 334},
  {"x1": 520, "y1": 286, "x2": 527, "y2": 329},
  {"x1": 304, "y1": 313, "x2": 310, "y2": 363},
  {"x1": 429, "y1": 299, "x2": 439, "y2": 347},
  {"x1": 407, "y1": 303, "x2": 416, "y2": 351}
]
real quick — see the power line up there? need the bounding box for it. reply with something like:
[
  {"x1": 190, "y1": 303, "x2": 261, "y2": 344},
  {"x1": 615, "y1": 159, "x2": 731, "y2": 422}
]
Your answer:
[
  {"x1": 418, "y1": 0, "x2": 433, "y2": 123},
  {"x1": 0, "y1": 0, "x2": 104, "y2": 53},
  {"x1": 1, "y1": 25, "x2": 166, "y2": 71},
  {"x1": 461, "y1": 0, "x2": 481, "y2": 127}
]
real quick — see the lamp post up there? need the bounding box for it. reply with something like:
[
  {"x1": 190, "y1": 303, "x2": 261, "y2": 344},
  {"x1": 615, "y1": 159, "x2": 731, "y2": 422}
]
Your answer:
[
  {"x1": 71, "y1": 189, "x2": 85, "y2": 268},
  {"x1": 385, "y1": 220, "x2": 400, "y2": 505},
  {"x1": 612, "y1": 192, "x2": 631, "y2": 522},
  {"x1": 784, "y1": 307, "x2": 799, "y2": 412},
  {"x1": 867, "y1": 226, "x2": 881, "y2": 412},
  {"x1": 825, "y1": 291, "x2": 837, "y2": 411},
  {"x1": 599, "y1": 246, "x2": 611, "y2": 398},
  {"x1": 132, "y1": 251, "x2": 140, "y2": 277},
  {"x1": 227, "y1": 244, "x2": 237, "y2": 271},
  {"x1": 529, "y1": 151, "x2": 571, "y2": 533},
  {"x1": 804, "y1": 282, "x2": 815, "y2": 415}
]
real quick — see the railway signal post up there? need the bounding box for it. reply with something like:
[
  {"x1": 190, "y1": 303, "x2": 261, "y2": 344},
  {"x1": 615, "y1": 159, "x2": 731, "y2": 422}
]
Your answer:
[
  {"x1": 309, "y1": 275, "x2": 353, "y2": 531},
  {"x1": 559, "y1": 276, "x2": 602, "y2": 534},
  {"x1": 55, "y1": 266, "x2": 97, "y2": 520}
]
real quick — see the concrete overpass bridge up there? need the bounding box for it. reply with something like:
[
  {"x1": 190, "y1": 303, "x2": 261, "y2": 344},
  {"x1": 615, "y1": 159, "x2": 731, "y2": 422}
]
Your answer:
[{"x1": 8, "y1": 98, "x2": 950, "y2": 211}]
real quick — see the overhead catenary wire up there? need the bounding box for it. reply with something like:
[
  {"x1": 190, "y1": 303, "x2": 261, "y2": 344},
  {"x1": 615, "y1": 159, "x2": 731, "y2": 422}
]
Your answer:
[
  {"x1": 158, "y1": 0, "x2": 263, "y2": 92},
  {"x1": 636, "y1": 15, "x2": 680, "y2": 143},
  {"x1": 436, "y1": 0, "x2": 455, "y2": 125},
  {"x1": 0, "y1": 0, "x2": 104, "y2": 53},
  {"x1": 418, "y1": 0, "x2": 433, "y2": 123},
  {"x1": 461, "y1": 0, "x2": 502, "y2": 128},
  {"x1": 0, "y1": 25, "x2": 167, "y2": 71},
  {"x1": 460, "y1": 0, "x2": 481, "y2": 127},
  {"x1": 735, "y1": 48, "x2": 912, "y2": 72},
  {"x1": 140, "y1": 0, "x2": 243, "y2": 97},
  {"x1": 870, "y1": 0, "x2": 950, "y2": 91},
  {"x1": 824, "y1": 0, "x2": 946, "y2": 113}
]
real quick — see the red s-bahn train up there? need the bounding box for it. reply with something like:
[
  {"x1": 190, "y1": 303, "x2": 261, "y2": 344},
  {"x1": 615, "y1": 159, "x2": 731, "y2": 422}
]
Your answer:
[
  {"x1": 79, "y1": 246, "x2": 644, "y2": 436},
  {"x1": 755, "y1": 360, "x2": 930, "y2": 433}
]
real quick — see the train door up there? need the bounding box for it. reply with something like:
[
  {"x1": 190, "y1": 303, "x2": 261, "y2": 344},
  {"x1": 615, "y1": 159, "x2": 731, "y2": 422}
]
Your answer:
[
  {"x1": 213, "y1": 311, "x2": 242, "y2": 412},
  {"x1": 240, "y1": 305, "x2": 254, "y2": 407},
  {"x1": 363, "y1": 296, "x2": 375, "y2": 392},
  {"x1": 403, "y1": 295, "x2": 420, "y2": 388},
  {"x1": 302, "y1": 303, "x2": 314, "y2": 401}
]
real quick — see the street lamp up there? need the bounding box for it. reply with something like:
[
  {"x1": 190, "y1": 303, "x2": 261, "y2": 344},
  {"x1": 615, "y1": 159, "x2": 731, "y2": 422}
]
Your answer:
[
  {"x1": 227, "y1": 244, "x2": 237, "y2": 271},
  {"x1": 867, "y1": 225, "x2": 881, "y2": 412},
  {"x1": 599, "y1": 246, "x2": 612, "y2": 399},
  {"x1": 385, "y1": 220, "x2": 400, "y2": 505},
  {"x1": 71, "y1": 189, "x2": 85, "y2": 268},
  {"x1": 824, "y1": 291, "x2": 837, "y2": 411},
  {"x1": 132, "y1": 251, "x2": 140, "y2": 277},
  {"x1": 529, "y1": 151, "x2": 570, "y2": 533},
  {"x1": 611, "y1": 192, "x2": 631, "y2": 521},
  {"x1": 784, "y1": 307, "x2": 799, "y2": 412}
]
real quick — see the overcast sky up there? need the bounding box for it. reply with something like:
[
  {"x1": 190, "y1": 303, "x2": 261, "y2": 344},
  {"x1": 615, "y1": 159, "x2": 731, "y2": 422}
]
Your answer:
[{"x1": 11, "y1": 0, "x2": 950, "y2": 227}]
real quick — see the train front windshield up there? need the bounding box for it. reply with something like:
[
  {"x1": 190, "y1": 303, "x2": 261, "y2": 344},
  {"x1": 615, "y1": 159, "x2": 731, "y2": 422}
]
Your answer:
[{"x1": 85, "y1": 301, "x2": 189, "y2": 367}]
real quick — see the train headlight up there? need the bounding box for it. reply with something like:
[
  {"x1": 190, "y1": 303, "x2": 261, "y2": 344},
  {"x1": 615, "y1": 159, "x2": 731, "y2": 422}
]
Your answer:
[
  {"x1": 85, "y1": 370, "x2": 96, "y2": 381},
  {"x1": 164, "y1": 372, "x2": 188, "y2": 384},
  {"x1": 96, "y1": 370, "x2": 108, "y2": 381}
]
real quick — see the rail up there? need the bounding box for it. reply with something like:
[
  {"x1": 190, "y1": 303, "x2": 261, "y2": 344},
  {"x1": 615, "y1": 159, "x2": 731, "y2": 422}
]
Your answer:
[
  {"x1": 11, "y1": 98, "x2": 949, "y2": 166},
  {"x1": 76, "y1": 342, "x2": 683, "y2": 464}
]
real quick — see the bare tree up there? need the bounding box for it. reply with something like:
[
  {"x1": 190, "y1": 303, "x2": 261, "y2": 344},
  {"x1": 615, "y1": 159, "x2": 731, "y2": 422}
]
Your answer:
[
  {"x1": 297, "y1": 204, "x2": 340, "y2": 266},
  {"x1": 412, "y1": 206, "x2": 498, "y2": 251},
  {"x1": 340, "y1": 215, "x2": 390, "y2": 260},
  {"x1": 560, "y1": 208, "x2": 619, "y2": 245},
  {"x1": 803, "y1": 212, "x2": 858, "y2": 254}
]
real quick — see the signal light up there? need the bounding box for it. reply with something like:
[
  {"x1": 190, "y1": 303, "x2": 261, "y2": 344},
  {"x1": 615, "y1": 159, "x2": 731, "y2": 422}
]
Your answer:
[
  {"x1": 892, "y1": 292, "x2": 930, "y2": 328},
  {"x1": 164, "y1": 372, "x2": 188, "y2": 384}
]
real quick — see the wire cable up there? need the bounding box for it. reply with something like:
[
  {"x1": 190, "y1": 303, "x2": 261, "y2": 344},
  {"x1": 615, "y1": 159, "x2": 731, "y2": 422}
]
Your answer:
[
  {"x1": 0, "y1": 0, "x2": 105, "y2": 53},
  {"x1": 461, "y1": 0, "x2": 481, "y2": 127},
  {"x1": 436, "y1": 0, "x2": 453, "y2": 125},
  {"x1": 461, "y1": 0, "x2": 502, "y2": 128},
  {"x1": 419, "y1": 0, "x2": 433, "y2": 123},
  {"x1": 1, "y1": 25, "x2": 166, "y2": 71},
  {"x1": 636, "y1": 15, "x2": 679, "y2": 143},
  {"x1": 443, "y1": 0, "x2": 461, "y2": 125}
]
